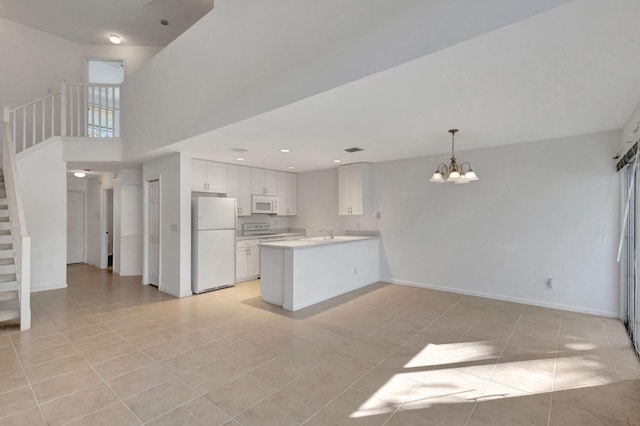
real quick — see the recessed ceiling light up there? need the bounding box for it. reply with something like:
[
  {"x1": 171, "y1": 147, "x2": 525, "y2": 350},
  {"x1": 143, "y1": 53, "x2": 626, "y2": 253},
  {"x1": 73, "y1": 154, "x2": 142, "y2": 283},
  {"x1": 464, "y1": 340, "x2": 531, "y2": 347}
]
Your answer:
[
  {"x1": 279, "y1": 149, "x2": 291, "y2": 153},
  {"x1": 288, "y1": 166, "x2": 295, "y2": 170},
  {"x1": 109, "y1": 34, "x2": 121, "y2": 44},
  {"x1": 333, "y1": 160, "x2": 342, "y2": 163},
  {"x1": 74, "y1": 171, "x2": 86, "y2": 178},
  {"x1": 236, "y1": 157, "x2": 245, "y2": 161}
]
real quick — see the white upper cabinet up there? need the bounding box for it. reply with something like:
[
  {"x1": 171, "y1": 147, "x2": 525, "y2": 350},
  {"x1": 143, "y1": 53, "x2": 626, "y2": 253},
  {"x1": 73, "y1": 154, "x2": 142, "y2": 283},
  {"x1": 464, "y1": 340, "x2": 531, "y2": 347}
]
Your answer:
[
  {"x1": 191, "y1": 159, "x2": 228, "y2": 193},
  {"x1": 227, "y1": 165, "x2": 252, "y2": 216},
  {"x1": 338, "y1": 163, "x2": 371, "y2": 216},
  {"x1": 276, "y1": 172, "x2": 298, "y2": 216},
  {"x1": 251, "y1": 168, "x2": 278, "y2": 195}
]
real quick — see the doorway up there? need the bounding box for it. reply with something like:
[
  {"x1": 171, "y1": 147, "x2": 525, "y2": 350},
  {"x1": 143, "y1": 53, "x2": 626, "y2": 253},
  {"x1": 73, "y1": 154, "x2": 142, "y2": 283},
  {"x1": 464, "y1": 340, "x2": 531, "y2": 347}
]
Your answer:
[
  {"x1": 103, "y1": 188, "x2": 114, "y2": 270},
  {"x1": 67, "y1": 191, "x2": 85, "y2": 264},
  {"x1": 148, "y1": 180, "x2": 160, "y2": 287}
]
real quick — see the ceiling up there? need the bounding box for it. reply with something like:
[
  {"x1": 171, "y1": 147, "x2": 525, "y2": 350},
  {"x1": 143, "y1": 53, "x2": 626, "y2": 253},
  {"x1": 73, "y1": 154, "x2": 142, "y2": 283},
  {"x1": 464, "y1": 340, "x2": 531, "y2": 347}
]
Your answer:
[
  {"x1": 0, "y1": 0, "x2": 214, "y2": 46},
  {"x1": 159, "y1": 0, "x2": 640, "y2": 172}
]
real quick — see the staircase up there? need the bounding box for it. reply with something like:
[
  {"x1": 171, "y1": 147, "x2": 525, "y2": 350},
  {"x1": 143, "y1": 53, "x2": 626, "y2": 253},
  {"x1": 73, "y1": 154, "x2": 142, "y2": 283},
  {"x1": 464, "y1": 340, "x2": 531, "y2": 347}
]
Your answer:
[{"x1": 0, "y1": 172, "x2": 19, "y2": 324}]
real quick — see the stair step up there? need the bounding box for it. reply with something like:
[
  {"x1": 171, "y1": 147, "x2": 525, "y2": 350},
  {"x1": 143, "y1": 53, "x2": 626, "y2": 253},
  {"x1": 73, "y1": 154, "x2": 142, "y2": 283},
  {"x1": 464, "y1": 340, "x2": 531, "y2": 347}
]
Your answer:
[
  {"x1": 0, "y1": 244, "x2": 12, "y2": 251},
  {"x1": 0, "y1": 217, "x2": 9, "y2": 222},
  {"x1": 0, "y1": 235, "x2": 11, "y2": 244},
  {"x1": 0, "y1": 230, "x2": 10, "y2": 236},
  {"x1": 0, "y1": 282, "x2": 17, "y2": 292},
  {"x1": 0, "y1": 309, "x2": 19, "y2": 323},
  {"x1": 0, "y1": 291, "x2": 17, "y2": 302},
  {"x1": 0, "y1": 223, "x2": 9, "y2": 231},
  {"x1": 0, "y1": 250, "x2": 15, "y2": 259},
  {"x1": 0, "y1": 264, "x2": 15, "y2": 275},
  {"x1": 0, "y1": 274, "x2": 17, "y2": 283}
]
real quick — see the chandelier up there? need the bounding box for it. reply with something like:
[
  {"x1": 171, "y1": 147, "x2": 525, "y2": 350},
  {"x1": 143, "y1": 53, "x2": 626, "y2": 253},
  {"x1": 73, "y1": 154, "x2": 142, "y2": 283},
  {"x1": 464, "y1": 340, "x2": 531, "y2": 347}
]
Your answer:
[{"x1": 429, "y1": 129, "x2": 479, "y2": 184}]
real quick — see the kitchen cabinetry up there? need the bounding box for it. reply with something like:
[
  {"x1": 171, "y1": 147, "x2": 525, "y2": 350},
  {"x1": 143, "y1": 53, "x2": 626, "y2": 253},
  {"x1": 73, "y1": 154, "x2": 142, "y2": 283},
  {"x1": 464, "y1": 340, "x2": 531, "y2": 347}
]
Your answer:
[
  {"x1": 276, "y1": 172, "x2": 298, "y2": 216},
  {"x1": 251, "y1": 168, "x2": 278, "y2": 195},
  {"x1": 227, "y1": 165, "x2": 252, "y2": 216},
  {"x1": 192, "y1": 159, "x2": 228, "y2": 193},
  {"x1": 338, "y1": 163, "x2": 371, "y2": 216},
  {"x1": 236, "y1": 239, "x2": 260, "y2": 282}
]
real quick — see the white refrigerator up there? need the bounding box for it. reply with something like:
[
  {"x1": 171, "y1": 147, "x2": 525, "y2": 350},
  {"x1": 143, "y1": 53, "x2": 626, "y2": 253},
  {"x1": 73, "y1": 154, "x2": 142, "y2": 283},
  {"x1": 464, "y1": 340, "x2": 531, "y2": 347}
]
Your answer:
[{"x1": 192, "y1": 197, "x2": 237, "y2": 294}]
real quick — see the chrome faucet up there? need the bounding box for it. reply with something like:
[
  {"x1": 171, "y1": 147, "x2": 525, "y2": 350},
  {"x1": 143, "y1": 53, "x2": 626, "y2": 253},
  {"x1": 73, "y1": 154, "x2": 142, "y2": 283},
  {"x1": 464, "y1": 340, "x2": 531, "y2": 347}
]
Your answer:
[{"x1": 319, "y1": 226, "x2": 334, "y2": 240}]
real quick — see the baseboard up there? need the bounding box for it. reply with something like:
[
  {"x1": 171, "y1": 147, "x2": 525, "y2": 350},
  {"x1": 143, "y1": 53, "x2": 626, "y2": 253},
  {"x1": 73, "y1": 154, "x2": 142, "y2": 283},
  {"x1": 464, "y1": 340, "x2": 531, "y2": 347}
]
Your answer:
[
  {"x1": 31, "y1": 282, "x2": 67, "y2": 293},
  {"x1": 383, "y1": 277, "x2": 619, "y2": 318}
]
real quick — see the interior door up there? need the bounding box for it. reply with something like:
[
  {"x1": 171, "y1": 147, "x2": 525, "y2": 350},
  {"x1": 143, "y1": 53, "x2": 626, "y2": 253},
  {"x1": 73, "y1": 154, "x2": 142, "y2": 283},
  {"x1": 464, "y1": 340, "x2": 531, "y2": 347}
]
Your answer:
[
  {"x1": 67, "y1": 191, "x2": 85, "y2": 264},
  {"x1": 148, "y1": 180, "x2": 160, "y2": 286}
]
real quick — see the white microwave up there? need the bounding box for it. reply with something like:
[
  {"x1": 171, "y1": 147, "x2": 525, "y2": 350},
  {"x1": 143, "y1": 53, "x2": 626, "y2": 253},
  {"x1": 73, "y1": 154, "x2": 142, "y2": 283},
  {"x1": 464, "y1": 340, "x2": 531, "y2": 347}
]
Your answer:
[{"x1": 252, "y1": 195, "x2": 279, "y2": 214}]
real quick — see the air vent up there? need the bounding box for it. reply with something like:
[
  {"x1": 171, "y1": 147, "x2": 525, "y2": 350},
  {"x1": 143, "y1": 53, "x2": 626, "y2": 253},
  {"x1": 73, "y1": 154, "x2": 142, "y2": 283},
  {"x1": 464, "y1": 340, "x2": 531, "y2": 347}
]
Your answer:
[
  {"x1": 344, "y1": 147, "x2": 364, "y2": 153},
  {"x1": 230, "y1": 148, "x2": 247, "y2": 153}
]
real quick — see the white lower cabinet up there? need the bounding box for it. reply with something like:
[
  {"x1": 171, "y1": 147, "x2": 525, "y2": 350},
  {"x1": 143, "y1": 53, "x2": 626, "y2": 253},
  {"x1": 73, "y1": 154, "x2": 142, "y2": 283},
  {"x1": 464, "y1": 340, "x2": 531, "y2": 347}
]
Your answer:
[{"x1": 236, "y1": 239, "x2": 260, "y2": 283}]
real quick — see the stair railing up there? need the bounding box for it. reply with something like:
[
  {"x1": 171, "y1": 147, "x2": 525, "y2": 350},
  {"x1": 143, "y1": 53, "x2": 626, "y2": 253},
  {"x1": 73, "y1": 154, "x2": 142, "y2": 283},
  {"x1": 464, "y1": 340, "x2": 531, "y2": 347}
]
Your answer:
[
  {"x1": 1, "y1": 117, "x2": 31, "y2": 330},
  {"x1": 6, "y1": 81, "x2": 120, "y2": 153}
]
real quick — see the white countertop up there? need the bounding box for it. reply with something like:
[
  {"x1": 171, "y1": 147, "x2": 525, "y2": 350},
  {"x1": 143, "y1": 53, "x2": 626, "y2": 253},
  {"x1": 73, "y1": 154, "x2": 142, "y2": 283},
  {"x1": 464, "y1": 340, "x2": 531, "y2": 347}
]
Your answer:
[
  {"x1": 237, "y1": 232, "x2": 306, "y2": 241},
  {"x1": 259, "y1": 235, "x2": 377, "y2": 249}
]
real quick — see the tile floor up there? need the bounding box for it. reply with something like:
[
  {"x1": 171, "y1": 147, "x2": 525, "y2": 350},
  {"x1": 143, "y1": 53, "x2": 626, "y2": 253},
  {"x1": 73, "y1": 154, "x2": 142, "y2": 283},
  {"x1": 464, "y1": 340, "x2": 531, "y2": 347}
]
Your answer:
[{"x1": 0, "y1": 264, "x2": 639, "y2": 425}]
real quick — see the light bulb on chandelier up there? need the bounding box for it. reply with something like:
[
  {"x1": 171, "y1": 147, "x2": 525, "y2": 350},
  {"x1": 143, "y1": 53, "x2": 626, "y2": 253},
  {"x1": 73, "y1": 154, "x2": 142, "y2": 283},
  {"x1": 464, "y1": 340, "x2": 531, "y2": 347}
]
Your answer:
[{"x1": 429, "y1": 129, "x2": 479, "y2": 184}]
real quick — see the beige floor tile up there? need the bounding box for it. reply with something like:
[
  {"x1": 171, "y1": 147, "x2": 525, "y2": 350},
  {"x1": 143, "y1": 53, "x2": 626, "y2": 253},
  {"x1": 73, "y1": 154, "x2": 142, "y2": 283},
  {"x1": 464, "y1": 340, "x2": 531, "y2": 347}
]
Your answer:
[
  {"x1": 302, "y1": 414, "x2": 340, "y2": 426},
  {"x1": 0, "y1": 407, "x2": 46, "y2": 426},
  {"x1": 146, "y1": 397, "x2": 230, "y2": 426},
  {"x1": 24, "y1": 353, "x2": 89, "y2": 384},
  {"x1": 0, "y1": 370, "x2": 28, "y2": 394},
  {"x1": 248, "y1": 355, "x2": 314, "y2": 389},
  {"x1": 31, "y1": 366, "x2": 102, "y2": 404},
  {"x1": 549, "y1": 400, "x2": 627, "y2": 425},
  {"x1": 10, "y1": 265, "x2": 640, "y2": 426},
  {"x1": 64, "y1": 402, "x2": 141, "y2": 426},
  {"x1": 124, "y1": 378, "x2": 199, "y2": 423},
  {"x1": 179, "y1": 359, "x2": 247, "y2": 394},
  {"x1": 126, "y1": 330, "x2": 176, "y2": 348},
  {"x1": 204, "y1": 374, "x2": 275, "y2": 416},
  {"x1": 40, "y1": 383, "x2": 118, "y2": 426},
  {"x1": 142, "y1": 337, "x2": 196, "y2": 361},
  {"x1": 18, "y1": 342, "x2": 78, "y2": 368},
  {"x1": 491, "y1": 363, "x2": 554, "y2": 393},
  {"x1": 469, "y1": 393, "x2": 550, "y2": 426},
  {"x1": 236, "y1": 391, "x2": 317, "y2": 426},
  {"x1": 160, "y1": 348, "x2": 218, "y2": 375},
  {"x1": 93, "y1": 350, "x2": 154, "y2": 380},
  {"x1": 0, "y1": 387, "x2": 38, "y2": 419},
  {"x1": 319, "y1": 387, "x2": 394, "y2": 425},
  {"x1": 108, "y1": 363, "x2": 174, "y2": 398}
]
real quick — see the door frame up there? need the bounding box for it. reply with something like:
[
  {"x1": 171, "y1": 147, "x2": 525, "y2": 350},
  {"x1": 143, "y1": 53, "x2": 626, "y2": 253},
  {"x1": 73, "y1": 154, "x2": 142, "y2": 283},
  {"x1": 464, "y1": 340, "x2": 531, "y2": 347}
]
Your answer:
[
  {"x1": 143, "y1": 176, "x2": 161, "y2": 287},
  {"x1": 101, "y1": 187, "x2": 114, "y2": 269}
]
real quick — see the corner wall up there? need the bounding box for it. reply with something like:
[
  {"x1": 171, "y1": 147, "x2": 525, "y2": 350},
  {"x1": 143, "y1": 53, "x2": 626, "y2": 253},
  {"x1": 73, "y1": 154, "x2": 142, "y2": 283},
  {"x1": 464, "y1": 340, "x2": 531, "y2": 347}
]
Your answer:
[
  {"x1": 143, "y1": 153, "x2": 192, "y2": 297},
  {"x1": 16, "y1": 139, "x2": 67, "y2": 291},
  {"x1": 294, "y1": 130, "x2": 621, "y2": 316}
]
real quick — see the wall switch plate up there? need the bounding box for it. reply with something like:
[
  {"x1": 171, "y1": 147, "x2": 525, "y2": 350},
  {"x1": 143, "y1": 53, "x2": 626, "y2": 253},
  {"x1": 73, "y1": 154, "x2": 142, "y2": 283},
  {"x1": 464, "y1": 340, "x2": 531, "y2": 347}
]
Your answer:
[
  {"x1": 376, "y1": 212, "x2": 381, "y2": 219},
  {"x1": 546, "y1": 278, "x2": 553, "y2": 289}
]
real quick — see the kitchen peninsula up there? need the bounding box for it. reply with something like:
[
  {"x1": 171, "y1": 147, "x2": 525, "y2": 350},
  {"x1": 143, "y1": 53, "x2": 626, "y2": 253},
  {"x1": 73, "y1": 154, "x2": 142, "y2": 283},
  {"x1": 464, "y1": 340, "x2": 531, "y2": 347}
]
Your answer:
[{"x1": 259, "y1": 236, "x2": 380, "y2": 311}]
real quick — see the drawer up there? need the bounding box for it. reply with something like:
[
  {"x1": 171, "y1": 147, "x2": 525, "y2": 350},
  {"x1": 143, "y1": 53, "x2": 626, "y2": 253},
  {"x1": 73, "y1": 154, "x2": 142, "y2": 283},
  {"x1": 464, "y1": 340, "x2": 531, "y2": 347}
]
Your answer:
[{"x1": 237, "y1": 239, "x2": 259, "y2": 248}]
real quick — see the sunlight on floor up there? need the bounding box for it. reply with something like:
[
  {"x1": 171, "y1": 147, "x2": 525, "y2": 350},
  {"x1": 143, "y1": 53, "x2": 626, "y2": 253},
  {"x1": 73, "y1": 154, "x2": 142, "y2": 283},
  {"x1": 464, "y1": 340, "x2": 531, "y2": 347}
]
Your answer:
[{"x1": 350, "y1": 339, "x2": 624, "y2": 421}]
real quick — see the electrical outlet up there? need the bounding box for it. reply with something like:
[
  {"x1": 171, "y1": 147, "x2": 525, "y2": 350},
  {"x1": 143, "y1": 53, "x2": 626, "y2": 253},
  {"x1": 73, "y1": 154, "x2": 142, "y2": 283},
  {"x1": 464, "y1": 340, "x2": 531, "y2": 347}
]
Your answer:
[
  {"x1": 354, "y1": 267, "x2": 357, "y2": 275},
  {"x1": 376, "y1": 212, "x2": 381, "y2": 219},
  {"x1": 546, "y1": 278, "x2": 553, "y2": 290}
]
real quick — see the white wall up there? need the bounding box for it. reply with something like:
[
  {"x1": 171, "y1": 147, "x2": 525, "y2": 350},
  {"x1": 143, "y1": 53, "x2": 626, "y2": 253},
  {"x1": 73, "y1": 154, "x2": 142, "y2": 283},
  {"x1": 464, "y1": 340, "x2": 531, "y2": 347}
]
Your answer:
[
  {"x1": 143, "y1": 153, "x2": 192, "y2": 297},
  {"x1": 118, "y1": 169, "x2": 143, "y2": 276},
  {"x1": 16, "y1": 139, "x2": 67, "y2": 291},
  {"x1": 85, "y1": 176, "x2": 102, "y2": 267},
  {"x1": 295, "y1": 130, "x2": 621, "y2": 316},
  {"x1": 0, "y1": 16, "x2": 159, "y2": 109}
]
